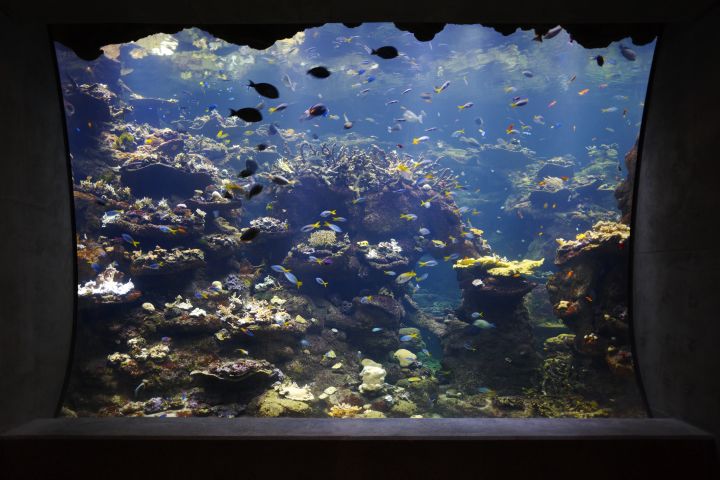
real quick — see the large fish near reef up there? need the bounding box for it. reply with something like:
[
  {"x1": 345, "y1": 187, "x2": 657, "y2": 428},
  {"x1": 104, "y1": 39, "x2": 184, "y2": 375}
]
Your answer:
[{"x1": 402, "y1": 109, "x2": 424, "y2": 123}]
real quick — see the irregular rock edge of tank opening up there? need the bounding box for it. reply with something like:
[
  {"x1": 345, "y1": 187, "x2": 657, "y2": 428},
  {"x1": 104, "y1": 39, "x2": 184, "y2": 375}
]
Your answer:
[{"x1": 50, "y1": 23, "x2": 660, "y2": 62}]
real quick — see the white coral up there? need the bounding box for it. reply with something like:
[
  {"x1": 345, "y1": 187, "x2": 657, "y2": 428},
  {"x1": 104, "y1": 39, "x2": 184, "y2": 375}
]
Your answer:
[
  {"x1": 359, "y1": 364, "x2": 387, "y2": 393},
  {"x1": 77, "y1": 265, "x2": 134, "y2": 297}
]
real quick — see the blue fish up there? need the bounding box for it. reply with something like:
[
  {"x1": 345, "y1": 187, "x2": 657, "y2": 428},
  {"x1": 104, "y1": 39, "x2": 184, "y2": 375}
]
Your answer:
[
  {"x1": 121, "y1": 233, "x2": 139, "y2": 247},
  {"x1": 207, "y1": 104, "x2": 218, "y2": 112},
  {"x1": 91, "y1": 262, "x2": 102, "y2": 273},
  {"x1": 300, "y1": 339, "x2": 310, "y2": 347},
  {"x1": 324, "y1": 222, "x2": 342, "y2": 233},
  {"x1": 241, "y1": 328, "x2": 254, "y2": 337},
  {"x1": 400, "y1": 335, "x2": 415, "y2": 342},
  {"x1": 366, "y1": 76, "x2": 376, "y2": 83},
  {"x1": 372, "y1": 327, "x2": 383, "y2": 333},
  {"x1": 271, "y1": 265, "x2": 290, "y2": 273},
  {"x1": 283, "y1": 271, "x2": 302, "y2": 287}
]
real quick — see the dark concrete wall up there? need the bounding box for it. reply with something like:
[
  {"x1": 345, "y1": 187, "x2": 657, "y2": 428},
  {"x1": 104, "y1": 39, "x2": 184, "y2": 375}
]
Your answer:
[
  {"x1": 634, "y1": 7, "x2": 720, "y2": 441},
  {"x1": 1, "y1": 1, "x2": 720, "y2": 444},
  {"x1": 0, "y1": 17, "x2": 74, "y2": 431}
]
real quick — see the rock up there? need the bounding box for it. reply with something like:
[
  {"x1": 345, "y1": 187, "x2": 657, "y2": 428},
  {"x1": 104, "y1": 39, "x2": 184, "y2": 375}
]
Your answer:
[
  {"x1": 614, "y1": 140, "x2": 637, "y2": 224},
  {"x1": 121, "y1": 163, "x2": 214, "y2": 199},
  {"x1": 390, "y1": 399, "x2": 418, "y2": 417},
  {"x1": 255, "y1": 390, "x2": 312, "y2": 417},
  {"x1": 191, "y1": 358, "x2": 280, "y2": 385}
]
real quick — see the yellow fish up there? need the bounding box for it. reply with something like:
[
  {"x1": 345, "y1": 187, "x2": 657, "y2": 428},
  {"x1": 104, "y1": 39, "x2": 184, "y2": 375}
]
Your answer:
[
  {"x1": 225, "y1": 182, "x2": 244, "y2": 192},
  {"x1": 357, "y1": 240, "x2": 370, "y2": 247},
  {"x1": 217, "y1": 130, "x2": 229, "y2": 139},
  {"x1": 431, "y1": 240, "x2": 447, "y2": 248},
  {"x1": 396, "y1": 271, "x2": 417, "y2": 284}
]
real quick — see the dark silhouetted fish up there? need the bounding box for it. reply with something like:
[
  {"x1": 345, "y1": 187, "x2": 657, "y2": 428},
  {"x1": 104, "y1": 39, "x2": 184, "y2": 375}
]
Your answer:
[
  {"x1": 307, "y1": 66, "x2": 331, "y2": 78},
  {"x1": 246, "y1": 183, "x2": 263, "y2": 199},
  {"x1": 238, "y1": 158, "x2": 259, "y2": 178},
  {"x1": 371, "y1": 46, "x2": 399, "y2": 59},
  {"x1": 248, "y1": 80, "x2": 279, "y2": 99},
  {"x1": 229, "y1": 107, "x2": 262, "y2": 122},
  {"x1": 240, "y1": 227, "x2": 260, "y2": 241}
]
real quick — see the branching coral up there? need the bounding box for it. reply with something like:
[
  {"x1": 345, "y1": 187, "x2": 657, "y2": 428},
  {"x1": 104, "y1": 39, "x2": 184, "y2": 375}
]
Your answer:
[
  {"x1": 308, "y1": 230, "x2": 337, "y2": 247},
  {"x1": 453, "y1": 254, "x2": 544, "y2": 276}
]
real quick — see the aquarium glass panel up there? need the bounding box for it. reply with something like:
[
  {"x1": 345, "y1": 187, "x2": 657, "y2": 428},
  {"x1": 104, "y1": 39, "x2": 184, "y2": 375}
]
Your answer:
[{"x1": 55, "y1": 23, "x2": 653, "y2": 418}]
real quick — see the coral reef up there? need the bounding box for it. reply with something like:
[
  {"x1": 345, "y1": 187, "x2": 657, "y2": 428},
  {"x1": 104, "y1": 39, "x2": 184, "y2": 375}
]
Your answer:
[
  {"x1": 59, "y1": 27, "x2": 645, "y2": 420},
  {"x1": 129, "y1": 246, "x2": 205, "y2": 276}
]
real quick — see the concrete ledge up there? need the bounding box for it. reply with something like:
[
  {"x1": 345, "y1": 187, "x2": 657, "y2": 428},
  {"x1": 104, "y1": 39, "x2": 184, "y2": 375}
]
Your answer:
[
  {"x1": 1, "y1": 418, "x2": 717, "y2": 479},
  {"x1": 0, "y1": 417, "x2": 711, "y2": 439}
]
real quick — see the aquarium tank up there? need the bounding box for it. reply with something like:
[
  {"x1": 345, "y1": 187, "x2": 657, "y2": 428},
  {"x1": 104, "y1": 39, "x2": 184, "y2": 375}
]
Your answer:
[{"x1": 55, "y1": 23, "x2": 654, "y2": 418}]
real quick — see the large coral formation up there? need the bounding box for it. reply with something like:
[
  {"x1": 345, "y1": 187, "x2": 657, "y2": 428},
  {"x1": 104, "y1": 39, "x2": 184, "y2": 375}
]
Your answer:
[{"x1": 545, "y1": 220, "x2": 641, "y2": 413}]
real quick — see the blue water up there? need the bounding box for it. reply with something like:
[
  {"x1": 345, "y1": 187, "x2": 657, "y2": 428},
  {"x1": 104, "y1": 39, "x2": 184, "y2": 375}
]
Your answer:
[{"x1": 56, "y1": 23, "x2": 654, "y2": 418}]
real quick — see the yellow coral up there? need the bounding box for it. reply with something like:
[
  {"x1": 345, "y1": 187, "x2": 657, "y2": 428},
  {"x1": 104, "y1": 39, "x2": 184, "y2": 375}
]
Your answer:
[
  {"x1": 308, "y1": 230, "x2": 337, "y2": 247},
  {"x1": 328, "y1": 403, "x2": 362, "y2": 418},
  {"x1": 557, "y1": 221, "x2": 630, "y2": 249},
  {"x1": 453, "y1": 254, "x2": 544, "y2": 277}
]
